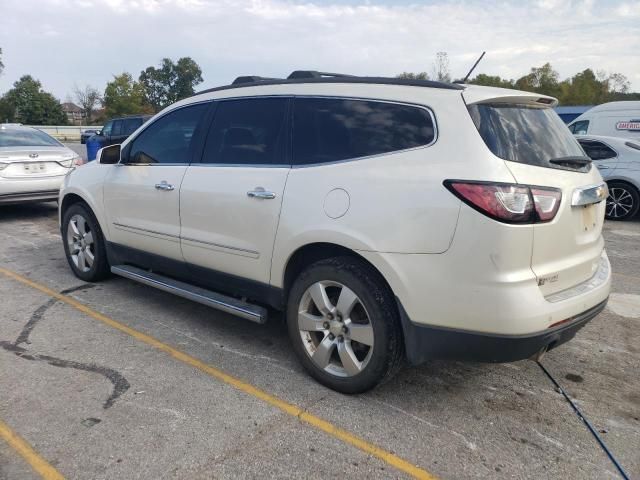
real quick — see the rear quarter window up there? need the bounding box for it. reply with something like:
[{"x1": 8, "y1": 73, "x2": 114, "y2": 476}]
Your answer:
[
  {"x1": 293, "y1": 98, "x2": 435, "y2": 165},
  {"x1": 468, "y1": 104, "x2": 589, "y2": 172}
]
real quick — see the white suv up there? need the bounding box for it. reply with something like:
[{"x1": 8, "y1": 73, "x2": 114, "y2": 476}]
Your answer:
[{"x1": 59, "y1": 71, "x2": 611, "y2": 393}]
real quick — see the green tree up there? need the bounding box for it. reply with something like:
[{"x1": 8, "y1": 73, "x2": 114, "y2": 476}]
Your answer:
[
  {"x1": 103, "y1": 73, "x2": 151, "y2": 117},
  {"x1": 397, "y1": 72, "x2": 430, "y2": 80},
  {"x1": 515, "y1": 63, "x2": 561, "y2": 98},
  {"x1": 468, "y1": 74, "x2": 515, "y2": 88},
  {"x1": 139, "y1": 57, "x2": 203, "y2": 112},
  {"x1": 0, "y1": 75, "x2": 67, "y2": 124},
  {"x1": 558, "y1": 69, "x2": 607, "y2": 105},
  {"x1": 0, "y1": 47, "x2": 4, "y2": 76}
]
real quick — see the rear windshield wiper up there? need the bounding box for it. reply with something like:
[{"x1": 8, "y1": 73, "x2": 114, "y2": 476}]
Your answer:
[{"x1": 548, "y1": 156, "x2": 592, "y2": 167}]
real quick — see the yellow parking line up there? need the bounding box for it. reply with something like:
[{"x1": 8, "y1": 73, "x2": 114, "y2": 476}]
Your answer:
[
  {"x1": 0, "y1": 418, "x2": 65, "y2": 480},
  {"x1": 0, "y1": 267, "x2": 438, "y2": 480}
]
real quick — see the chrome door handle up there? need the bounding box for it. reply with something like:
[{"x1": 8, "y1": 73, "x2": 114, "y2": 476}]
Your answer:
[
  {"x1": 596, "y1": 165, "x2": 609, "y2": 170},
  {"x1": 155, "y1": 181, "x2": 175, "y2": 191},
  {"x1": 247, "y1": 187, "x2": 276, "y2": 199}
]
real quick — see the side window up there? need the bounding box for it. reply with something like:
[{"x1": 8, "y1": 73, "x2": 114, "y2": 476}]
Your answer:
[
  {"x1": 112, "y1": 120, "x2": 123, "y2": 137},
  {"x1": 123, "y1": 118, "x2": 142, "y2": 135},
  {"x1": 102, "y1": 121, "x2": 113, "y2": 137},
  {"x1": 570, "y1": 120, "x2": 589, "y2": 135},
  {"x1": 201, "y1": 98, "x2": 288, "y2": 165},
  {"x1": 293, "y1": 98, "x2": 435, "y2": 165},
  {"x1": 127, "y1": 103, "x2": 208, "y2": 165},
  {"x1": 579, "y1": 140, "x2": 617, "y2": 160}
]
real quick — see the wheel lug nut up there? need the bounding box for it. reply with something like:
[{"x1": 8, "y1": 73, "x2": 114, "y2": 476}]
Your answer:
[
  {"x1": 342, "y1": 326, "x2": 348, "y2": 333},
  {"x1": 327, "y1": 313, "x2": 334, "y2": 320},
  {"x1": 323, "y1": 322, "x2": 330, "y2": 329},
  {"x1": 328, "y1": 333, "x2": 335, "y2": 340},
  {"x1": 336, "y1": 315, "x2": 342, "y2": 322}
]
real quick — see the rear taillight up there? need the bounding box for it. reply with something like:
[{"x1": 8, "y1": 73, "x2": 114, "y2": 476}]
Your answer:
[
  {"x1": 531, "y1": 187, "x2": 561, "y2": 222},
  {"x1": 444, "y1": 181, "x2": 561, "y2": 224}
]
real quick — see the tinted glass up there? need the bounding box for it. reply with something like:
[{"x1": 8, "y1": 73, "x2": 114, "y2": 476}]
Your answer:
[
  {"x1": 468, "y1": 104, "x2": 587, "y2": 171},
  {"x1": 569, "y1": 120, "x2": 589, "y2": 134},
  {"x1": 202, "y1": 98, "x2": 288, "y2": 165},
  {"x1": 112, "y1": 120, "x2": 123, "y2": 136},
  {"x1": 0, "y1": 128, "x2": 61, "y2": 147},
  {"x1": 127, "y1": 103, "x2": 208, "y2": 165},
  {"x1": 293, "y1": 98, "x2": 435, "y2": 165},
  {"x1": 102, "y1": 121, "x2": 113, "y2": 136},
  {"x1": 578, "y1": 140, "x2": 617, "y2": 160},
  {"x1": 123, "y1": 118, "x2": 142, "y2": 135}
]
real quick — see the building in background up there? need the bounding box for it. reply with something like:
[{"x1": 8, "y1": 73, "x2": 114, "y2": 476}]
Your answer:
[{"x1": 61, "y1": 102, "x2": 85, "y2": 125}]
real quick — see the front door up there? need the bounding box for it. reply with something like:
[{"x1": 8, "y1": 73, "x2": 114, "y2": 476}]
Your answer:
[
  {"x1": 103, "y1": 102, "x2": 210, "y2": 263},
  {"x1": 180, "y1": 97, "x2": 291, "y2": 286}
]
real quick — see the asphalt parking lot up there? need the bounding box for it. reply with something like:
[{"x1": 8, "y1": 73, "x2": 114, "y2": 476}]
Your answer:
[{"x1": 1, "y1": 179, "x2": 639, "y2": 478}]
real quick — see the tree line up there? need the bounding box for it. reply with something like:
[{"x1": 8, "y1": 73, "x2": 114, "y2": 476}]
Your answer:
[
  {"x1": 399, "y1": 53, "x2": 639, "y2": 105},
  {"x1": 0, "y1": 52, "x2": 203, "y2": 125},
  {"x1": 0, "y1": 46, "x2": 638, "y2": 126}
]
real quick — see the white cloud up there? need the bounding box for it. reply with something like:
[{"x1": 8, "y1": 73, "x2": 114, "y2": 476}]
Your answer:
[{"x1": 0, "y1": 0, "x2": 638, "y2": 99}]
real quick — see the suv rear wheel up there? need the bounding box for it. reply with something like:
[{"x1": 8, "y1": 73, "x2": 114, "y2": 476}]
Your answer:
[
  {"x1": 605, "y1": 181, "x2": 640, "y2": 220},
  {"x1": 287, "y1": 257, "x2": 403, "y2": 393},
  {"x1": 62, "y1": 203, "x2": 110, "y2": 282}
]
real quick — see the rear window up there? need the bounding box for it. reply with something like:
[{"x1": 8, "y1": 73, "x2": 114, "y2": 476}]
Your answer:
[
  {"x1": 294, "y1": 98, "x2": 435, "y2": 165},
  {"x1": 0, "y1": 128, "x2": 61, "y2": 147},
  {"x1": 468, "y1": 104, "x2": 588, "y2": 172}
]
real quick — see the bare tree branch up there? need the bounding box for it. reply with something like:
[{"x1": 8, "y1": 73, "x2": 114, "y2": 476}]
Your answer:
[{"x1": 73, "y1": 84, "x2": 102, "y2": 123}]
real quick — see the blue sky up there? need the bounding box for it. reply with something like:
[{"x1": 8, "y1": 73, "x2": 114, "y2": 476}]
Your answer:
[{"x1": 0, "y1": 0, "x2": 638, "y2": 101}]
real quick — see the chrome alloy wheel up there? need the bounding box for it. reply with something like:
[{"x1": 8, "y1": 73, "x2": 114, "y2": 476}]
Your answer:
[
  {"x1": 298, "y1": 281, "x2": 374, "y2": 377},
  {"x1": 66, "y1": 214, "x2": 95, "y2": 273},
  {"x1": 606, "y1": 187, "x2": 635, "y2": 219}
]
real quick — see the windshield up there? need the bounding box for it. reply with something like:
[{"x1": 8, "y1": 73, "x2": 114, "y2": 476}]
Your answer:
[
  {"x1": 0, "y1": 128, "x2": 62, "y2": 147},
  {"x1": 468, "y1": 104, "x2": 588, "y2": 172}
]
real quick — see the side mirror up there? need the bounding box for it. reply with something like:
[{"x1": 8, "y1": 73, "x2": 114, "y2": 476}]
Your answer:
[{"x1": 99, "y1": 144, "x2": 121, "y2": 165}]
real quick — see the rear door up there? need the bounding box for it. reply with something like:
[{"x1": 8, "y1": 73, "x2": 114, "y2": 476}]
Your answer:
[
  {"x1": 465, "y1": 98, "x2": 606, "y2": 296},
  {"x1": 179, "y1": 97, "x2": 290, "y2": 286}
]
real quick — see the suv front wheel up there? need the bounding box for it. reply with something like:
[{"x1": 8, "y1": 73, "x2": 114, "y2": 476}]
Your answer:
[
  {"x1": 287, "y1": 257, "x2": 403, "y2": 393},
  {"x1": 62, "y1": 203, "x2": 110, "y2": 282}
]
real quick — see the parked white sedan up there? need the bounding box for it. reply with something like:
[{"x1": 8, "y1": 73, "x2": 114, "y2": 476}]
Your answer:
[
  {"x1": 0, "y1": 124, "x2": 82, "y2": 204},
  {"x1": 577, "y1": 135, "x2": 640, "y2": 220}
]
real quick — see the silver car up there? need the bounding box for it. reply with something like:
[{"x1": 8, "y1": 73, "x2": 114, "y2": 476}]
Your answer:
[
  {"x1": 0, "y1": 124, "x2": 82, "y2": 205},
  {"x1": 577, "y1": 134, "x2": 640, "y2": 220}
]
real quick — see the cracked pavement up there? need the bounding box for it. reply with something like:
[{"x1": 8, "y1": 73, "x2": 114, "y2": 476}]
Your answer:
[{"x1": 0, "y1": 201, "x2": 638, "y2": 479}]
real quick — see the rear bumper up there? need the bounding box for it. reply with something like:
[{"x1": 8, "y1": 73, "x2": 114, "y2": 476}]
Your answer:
[
  {"x1": 399, "y1": 298, "x2": 607, "y2": 365},
  {"x1": 0, "y1": 176, "x2": 64, "y2": 204}
]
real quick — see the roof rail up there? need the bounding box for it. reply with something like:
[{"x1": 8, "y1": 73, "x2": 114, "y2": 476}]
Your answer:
[
  {"x1": 287, "y1": 70, "x2": 354, "y2": 79},
  {"x1": 232, "y1": 75, "x2": 282, "y2": 85},
  {"x1": 195, "y1": 72, "x2": 464, "y2": 96}
]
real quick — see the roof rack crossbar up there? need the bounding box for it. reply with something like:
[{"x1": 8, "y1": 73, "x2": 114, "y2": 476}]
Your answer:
[
  {"x1": 231, "y1": 75, "x2": 282, "y2": 85},
  {"x1": 287, "y1": 70, "x2": 354, "y2": 80}
]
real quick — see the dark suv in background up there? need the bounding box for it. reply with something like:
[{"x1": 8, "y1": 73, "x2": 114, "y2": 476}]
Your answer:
[{"x1": 93, "y1": 114, "x2": 152, "y2": 147}]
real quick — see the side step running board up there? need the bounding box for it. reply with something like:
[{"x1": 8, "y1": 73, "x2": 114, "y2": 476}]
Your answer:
[{"x1": 111, "y1": 265, "x2": 268, "y2": 324}]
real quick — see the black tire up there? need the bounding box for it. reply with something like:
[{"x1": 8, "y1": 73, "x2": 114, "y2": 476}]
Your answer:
[
  {"x1": 605, "y1": 181, "x2": 640, "y2": 221},
  {"x1": 287, "y1": 256, "x2": 404, "y2": 393},
  {"x1": 62, "y1": 202, "x2": 110, "y2": 282}
]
